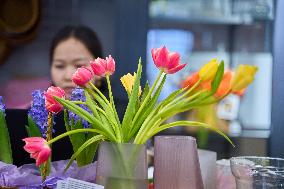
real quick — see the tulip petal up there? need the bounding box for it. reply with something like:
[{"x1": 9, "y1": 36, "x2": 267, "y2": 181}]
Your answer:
[
  {"x1": 36, "y1": 147, "x2": 51, "y2": 166},
  {"x1": 166, "y1": 63, "x2": 186, "y2": 74},
  {"x1": 152, "y1": 46, "x2": 169, "y2": 68},
  {"x1": 72, "y1": 67, "x2": 93, "y2": 87},
  {"x1": 199, "y1": 59, "x2": 219, "y2": 81},
  {"x1": 167, "y1": 52, "x2": 180, "y2": 69}
]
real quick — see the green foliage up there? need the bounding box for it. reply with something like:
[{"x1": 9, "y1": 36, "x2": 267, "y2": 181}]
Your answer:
[
  {"x1": 64, "y1": 110, "x2": 99, "y2": 167},
  {"x1": 0, "y1": 111, "x2": 13, "y2": 164},
  {"x1": 26, "y1": 116, "x2": 42, "y2": 137}
]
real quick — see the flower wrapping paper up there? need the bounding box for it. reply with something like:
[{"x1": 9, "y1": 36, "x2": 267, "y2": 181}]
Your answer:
[{"x1": 0, "y1": 160, "x2": 97, "y2": 188}]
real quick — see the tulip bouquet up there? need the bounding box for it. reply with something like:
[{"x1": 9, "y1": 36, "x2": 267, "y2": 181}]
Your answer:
[
  {"x1": 181, "y1": 65, "x2": 256, "y2": 147},
  {"x1": 23, "y1": 46, "x2": 257, "y2": 172}
]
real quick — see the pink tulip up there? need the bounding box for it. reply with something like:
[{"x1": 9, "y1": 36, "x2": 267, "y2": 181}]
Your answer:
[
  {"x1": 151, "y1": 46, "x2": 186, "y2": 74},
  {"x1": 72, "y1": 67, "x2": 93, "y2": 87},
  {"x1": 23, "y1": 137, "x2": 51, "y2": 166},
  {"x1": 90, "y1": 55, "x2": 116, "y2": 77},
  {"x1": 45, "y1": 86, "x2": 65, "y2": 113}
]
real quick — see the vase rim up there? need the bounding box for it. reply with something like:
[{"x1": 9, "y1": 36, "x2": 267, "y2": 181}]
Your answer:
[
  {"x1": 101, "y1": 141, "x2": 145, "y2": 146},
  {"x1": 230, "y1": 156, "x2": 284, "y2": 167},
  {"x1": 154, "y1": 135, "x2": 196, "y2": 141}
]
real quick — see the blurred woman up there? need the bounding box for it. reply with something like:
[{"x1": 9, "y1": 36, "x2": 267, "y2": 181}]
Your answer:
[{"x1": 50, "y1": 25, "x2": 104, "y2": 99}]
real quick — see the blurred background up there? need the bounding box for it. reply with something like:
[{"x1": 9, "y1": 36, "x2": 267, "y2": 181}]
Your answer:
[{"x1": 0, "y1": 0, "x2": 282, "y2": 159}]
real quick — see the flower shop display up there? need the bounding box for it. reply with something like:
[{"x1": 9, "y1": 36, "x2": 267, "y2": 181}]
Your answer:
[
  {"x1": 181, "y1": 67, "x2": 250, "y2": 148},
  {"x1": 0, "y1": 44, "x2": 257, "y2": 189},
  {"x1": 15, "y1": 45, "x2": 257, "y2": 187}
]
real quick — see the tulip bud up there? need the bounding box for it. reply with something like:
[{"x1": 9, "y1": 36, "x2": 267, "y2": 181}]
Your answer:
[
  {"x1": 199, "y1": 59, "x2": 218, "y2": 81},
  {"x1": 45, "y1": 86, "x2": 65, "y2": 114},
  {"x1": 90, "y1": 55, "x2": 116, "y2": 77},
  {"x1": 120, "y1": 73, "x2": 141, "y2": 96},
  {"x1": 72, "y1": 67, "x2": 93, "y2": 87},
  {"x1": 231, "y1": 65, "x2": 258, "y2": 92}
]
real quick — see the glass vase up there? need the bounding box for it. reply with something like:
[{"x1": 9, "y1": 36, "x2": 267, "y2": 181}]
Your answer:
[
  {"x1": 230, "y1": 156, "x2": 284, "y2": 189},
  {"x1": 95, "y1": 142, "x2": 148, "y2": 189},
  {"x1": 154, "y1": 136, "x2": 204, "y2": 189}
]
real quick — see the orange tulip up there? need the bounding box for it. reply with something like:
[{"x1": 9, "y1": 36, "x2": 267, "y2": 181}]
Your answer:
[
  {"x1": 233, "y1": 88, "x2": 246, "y2": 97},
  {"x1": 215, "y1": 70, "x2": 233, "y2": 97},
  {"x1": 181, "y1": 72, "x2": 199, "y2": 89}
]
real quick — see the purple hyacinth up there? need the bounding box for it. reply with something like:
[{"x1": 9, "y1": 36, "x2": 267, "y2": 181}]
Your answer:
[
  {"x1": 69, "y1": 87, "x2": 91, "y2": 128},
  {"x1": 28, "y1": 90, "x2": 50, "y2": 136},
  {"x1": 0, "y1": 96, "x2": 6, "y2": 115}
]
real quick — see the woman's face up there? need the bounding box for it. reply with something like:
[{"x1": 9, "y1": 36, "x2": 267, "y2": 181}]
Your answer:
[{"x1": 51, "y1": 38, "x2": 94, "y2": 99}]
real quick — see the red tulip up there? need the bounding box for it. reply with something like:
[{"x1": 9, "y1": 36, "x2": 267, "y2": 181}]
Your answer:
[
  {"x1": 151, "y1": 46, "x2": 186, "y2": 74},
  {"x1": 90, "y1": 55, "x2": 115, "y2": 77},
  {"x1": 106, "y1": 55, "x2": 116, "y2": 74},
  {"x1": 45, "y1": 86, "x2": 65, "y2": 113},
  {"x1": 72, "y1": 67, "x2": 93, "y2": 87},
  {"x1": 23, "y1": 137, "x2": 51, "y2": 166}
]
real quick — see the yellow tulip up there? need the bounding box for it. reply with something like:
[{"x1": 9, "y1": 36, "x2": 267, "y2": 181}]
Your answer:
[
  {"x1": 120, "y1": 73, "x2": 141, "y2": 96},
  {"x1": 198, "y1": 59, "x2": 218, "y2": 81},
  {"x1": 231, "y1": 64, "x2": 258, "y2": 91}
]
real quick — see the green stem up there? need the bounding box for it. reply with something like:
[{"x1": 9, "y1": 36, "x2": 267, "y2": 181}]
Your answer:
[
  {"x1": 106, "y1": 75, "x2": 122, "y2": 142},
  {"x1": 89, "y1": 82, "x2": 109, "y2": 104},
  {"x1": 42, "y1": 112, "x2": 53, "y2": 182},
  {"x1": 132, "y1": 70, "x2": 164, "y2": 125},
  {"x1": 47, "y1": 128, "x2": 101, "y2": 145},
  {"x1": 153, "y1": 121, "x2": 235, "y2": 147},
  {"x1": 169, "y1": 79, "x2": 201, "y2": 106},
  {"x1": 160, "y1": 90, "x2": 204, "y2": 117},
  {"x1": 106, "y1": 75, "x2": 120, "y2": 125},
  {"x1": 72, "y1": 101, "x2": 86, "y2": 105}
]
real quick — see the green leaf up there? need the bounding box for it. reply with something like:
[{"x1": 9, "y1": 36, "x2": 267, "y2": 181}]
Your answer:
[
  {"x1": 128, "y1": 74, "x2": 166, "y2": 141},
  {"x1": 0, "y1": 112, "x2": 13, "y2": 164},
  {"x1": 85, "y1": 132, "x2": 99, "y2": 164},
  {"x1": 55, "y1": 97, "x2": 116, "y2": 140},
  {"x1": 67, "y1": 119, "x2": 88, "y2": 166},
  {"x1": 121, "y1": 60, "x2": 142, "y2": 139},
  {"x1": 55, "y1": 97, "x2": 94, "y2": 123},
  {"x1": 64, "y1": 110, "x2": 71, "y2": 132},
  {"x1": 211, "y1": 60, "x2": 224, "y2": 94},
  {"x1": 140, "y1": 81, "x2": 150, "y2": 104},
  {"x1": 84, "y1": 90, "x2": 100, "y2": 120},
  {"x1": 88, "y1": 90, "x2": 120, "y2": 130},
  {"x1": 64, "y1": 135, "x2": 105, "y2": 171},
  {"x1": 26, "y1": 116, "x2": 42, "y2": 137},
  {"x1": 146, "y1": 120, "x2": 234, "y2": 147},
  {"x1": 88, "y1": 90, "x2": 120, "y2": 139},
  {"x1": 159, "y1": 88, "x2": 184, "y2": 108}
]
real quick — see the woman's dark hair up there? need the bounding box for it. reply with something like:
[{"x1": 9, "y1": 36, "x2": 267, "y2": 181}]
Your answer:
[{"x1": 49, "y1": 25, "x2": 103, "y2": 62}]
